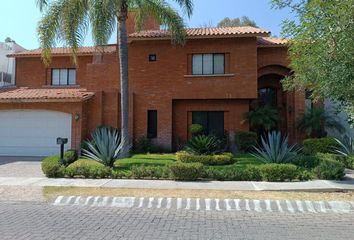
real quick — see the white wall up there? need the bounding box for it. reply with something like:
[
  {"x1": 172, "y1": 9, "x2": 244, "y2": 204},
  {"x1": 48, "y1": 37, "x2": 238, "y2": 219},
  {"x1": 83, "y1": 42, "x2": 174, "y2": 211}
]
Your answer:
[{"x1": 0, "y1": 42, "x2": 26, "y2": 87}]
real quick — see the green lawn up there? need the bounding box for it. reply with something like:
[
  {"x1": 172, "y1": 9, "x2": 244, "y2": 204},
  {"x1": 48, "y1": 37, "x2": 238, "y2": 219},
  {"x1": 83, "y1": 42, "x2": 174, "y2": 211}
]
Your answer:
[{"x1": 114, "y1": 153, "x2": 264, "y2": 172}]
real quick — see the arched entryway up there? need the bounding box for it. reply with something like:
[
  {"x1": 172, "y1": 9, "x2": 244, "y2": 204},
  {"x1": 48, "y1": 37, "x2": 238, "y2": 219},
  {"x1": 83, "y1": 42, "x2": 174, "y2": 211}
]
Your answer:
[{"x1": 257, "y1": 73, "x2": 288, "y2": 135}]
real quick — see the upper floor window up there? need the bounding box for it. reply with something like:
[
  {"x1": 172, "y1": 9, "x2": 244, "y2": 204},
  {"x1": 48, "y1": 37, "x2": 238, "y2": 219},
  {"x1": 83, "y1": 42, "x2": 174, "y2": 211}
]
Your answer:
[
  {"x1": 52, "y1": 68, "x2": 76, "y2": 86},
  {"x1": 192, "y1": 53, "x2": 225, "y2": 75}
]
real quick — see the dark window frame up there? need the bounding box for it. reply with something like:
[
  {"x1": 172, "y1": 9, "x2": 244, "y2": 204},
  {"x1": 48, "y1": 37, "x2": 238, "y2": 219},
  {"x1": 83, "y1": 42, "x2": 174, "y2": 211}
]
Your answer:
[
  {"x1": 192, "y1": 111, "x2": 225, "y2": 137},
  {"x1": 191, "y1": 53, "x2": 225, "y2": 75},
  {"x1": 147, "y1": 110, "x2": 158, "y2": 139},
  {"x1": 51, "y1": 68, "x2": 76, "y2": 86}
]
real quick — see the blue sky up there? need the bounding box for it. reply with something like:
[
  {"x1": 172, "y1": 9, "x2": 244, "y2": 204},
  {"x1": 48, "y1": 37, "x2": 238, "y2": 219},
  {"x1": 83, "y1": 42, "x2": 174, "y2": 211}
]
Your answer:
[{"x1": 0, "y1": 0, "x2": 294, "y2": 50}]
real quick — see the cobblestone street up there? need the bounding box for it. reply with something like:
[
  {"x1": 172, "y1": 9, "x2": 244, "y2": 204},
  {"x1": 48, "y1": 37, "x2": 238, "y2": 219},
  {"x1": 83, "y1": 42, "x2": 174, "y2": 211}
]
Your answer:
[{"x1": 0, "y1": 200, "x2": 353, "y2": 240}]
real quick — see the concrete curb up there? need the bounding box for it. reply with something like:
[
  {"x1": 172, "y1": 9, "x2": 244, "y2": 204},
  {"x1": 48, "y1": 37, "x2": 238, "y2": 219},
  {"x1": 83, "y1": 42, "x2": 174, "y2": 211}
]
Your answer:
[{"x1": 0, "y1": 177, "x2": 353, "y2": 191}]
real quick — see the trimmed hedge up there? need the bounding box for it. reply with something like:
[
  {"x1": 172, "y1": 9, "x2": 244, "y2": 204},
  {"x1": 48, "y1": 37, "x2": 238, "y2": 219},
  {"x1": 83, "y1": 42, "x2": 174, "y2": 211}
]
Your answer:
[
  {"x1": 313, "y1": 159, "x2": 345, "y2": 180},
  {"x1": 63, "y1": 149, "x2": 78, "y2": 166},
  {"x1": 259, "y1": 164, "x2": 298, "y2": 182},
  {"x1": 169, "y1": 162, "x2": 203, "y2": 181},
  {"x1": 235, "y1": 131, "x2": 257, "y2": 152},
  {"x1": 176, "y1": 152, "x2": 234, "y2": 165},
  {"x1": 203, "y1": 166, "x2": 262, "y2": 181},
  {"x1": 303, "y1": 137, "x2": 338, "y2": 155},
  {"x1": 41, "y1": 155, "x2": 65, "y2": 178},
  {"x1": 291, "y1": 155, "x2": 321, "y2": 169},
  {"x1": 66, "y1": 159, "x2": 111, "y2": 178},
  {"x1": 130, "y1": 165, "x2": 169, "y2": 179}
]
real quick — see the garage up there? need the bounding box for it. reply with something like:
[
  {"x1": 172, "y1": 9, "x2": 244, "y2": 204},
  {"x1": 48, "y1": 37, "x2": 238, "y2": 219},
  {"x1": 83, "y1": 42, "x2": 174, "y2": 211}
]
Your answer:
[{"x1": 0, "y1": 110, "x2": 72, "y2": 156}]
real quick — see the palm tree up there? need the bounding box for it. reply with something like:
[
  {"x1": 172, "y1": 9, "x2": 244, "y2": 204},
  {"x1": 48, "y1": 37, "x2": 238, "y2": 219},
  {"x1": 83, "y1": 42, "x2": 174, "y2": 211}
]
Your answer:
[
  {"x1": 297, "y1": 107, "x2": 344, "y2": 138},
  {"x1": 36, "y1": 0, "x2": 193, "y2": 157},
  {"x1": 244, "y1": 105, "x2": 279, "y2": 136}
]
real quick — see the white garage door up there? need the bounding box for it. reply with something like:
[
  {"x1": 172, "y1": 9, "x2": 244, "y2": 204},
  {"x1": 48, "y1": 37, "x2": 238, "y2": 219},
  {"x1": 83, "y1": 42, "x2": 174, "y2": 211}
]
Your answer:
[{"x1": 0, "y1": 110, "x2": 72, "y2": 156}]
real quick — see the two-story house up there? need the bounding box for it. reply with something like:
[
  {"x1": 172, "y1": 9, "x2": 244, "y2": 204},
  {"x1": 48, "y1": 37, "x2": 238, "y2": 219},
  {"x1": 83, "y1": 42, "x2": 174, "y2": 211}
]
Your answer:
[{"x1": 0, "y1": 16, "x2": 305, "y2": 156}]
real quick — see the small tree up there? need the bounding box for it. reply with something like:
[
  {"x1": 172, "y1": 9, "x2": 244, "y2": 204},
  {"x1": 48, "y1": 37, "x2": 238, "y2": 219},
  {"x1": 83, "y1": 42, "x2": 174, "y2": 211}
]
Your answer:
[
  {"x1": 244, "y1": 105, "x2": 279, "y2": 136},
  {"x1": 297, "y1": 107, "x2": 344, "y2": 138},
  {"x1": 217, "y1": 16, "x2": 257, "y2": 28}
]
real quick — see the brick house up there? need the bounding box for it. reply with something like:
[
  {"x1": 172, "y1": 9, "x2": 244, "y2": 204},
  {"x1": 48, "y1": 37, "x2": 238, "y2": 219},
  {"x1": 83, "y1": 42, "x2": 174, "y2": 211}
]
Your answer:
[{"x1": 0, "y1": 18, "x2": 305, "y2": 156}]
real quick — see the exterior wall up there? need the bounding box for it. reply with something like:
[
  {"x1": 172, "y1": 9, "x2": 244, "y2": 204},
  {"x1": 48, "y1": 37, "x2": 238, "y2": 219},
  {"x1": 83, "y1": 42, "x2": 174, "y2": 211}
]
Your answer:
[
  {"x1": 129, "y1": 37, "x2": 258, "y2": 148},
  {"x1": 4, "y1": 36, "x2": 306, "y2": 152}
]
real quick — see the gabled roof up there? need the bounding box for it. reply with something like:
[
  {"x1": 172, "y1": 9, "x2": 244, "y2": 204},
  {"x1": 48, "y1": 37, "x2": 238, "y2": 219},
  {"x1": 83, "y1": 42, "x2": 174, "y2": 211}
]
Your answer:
[
  {"x1": 0, "y1": 87, "x2": 94, "y2": 103},
  {"x1": 129, "y1": 26, "x2": 270, "y2": 40},
  {"x1": 8, "y1": 45, "x2": 117, "y2": 57},
  {"x1": 257, "y1": 37, "x2": 288, "y2": 47}
]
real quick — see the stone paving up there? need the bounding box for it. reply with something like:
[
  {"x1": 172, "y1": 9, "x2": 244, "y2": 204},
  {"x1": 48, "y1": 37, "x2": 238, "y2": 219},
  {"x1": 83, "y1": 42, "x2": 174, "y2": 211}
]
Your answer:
[
  {"x1": 0, "y1": 156, "x2": 44, "y2": 177},
  {"x1": 0, "y1": 200, "x2": 353, "y2": 240}
]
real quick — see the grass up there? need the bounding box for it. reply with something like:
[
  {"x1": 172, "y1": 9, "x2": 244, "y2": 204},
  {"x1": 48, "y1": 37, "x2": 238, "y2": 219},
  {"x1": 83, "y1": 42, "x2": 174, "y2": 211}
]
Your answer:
[
  {"x1": 43, "y1": 186, "x2": 354, "y2": 202},
  {"x1": 113, "y1": 153, "x2": 264, "y2": 173}
]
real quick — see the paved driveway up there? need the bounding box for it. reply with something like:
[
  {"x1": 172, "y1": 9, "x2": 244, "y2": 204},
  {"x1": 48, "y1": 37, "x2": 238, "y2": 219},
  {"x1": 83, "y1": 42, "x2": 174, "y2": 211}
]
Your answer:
[{"x1": 0, "y1": 156, "x2": 44, "y2": 177}]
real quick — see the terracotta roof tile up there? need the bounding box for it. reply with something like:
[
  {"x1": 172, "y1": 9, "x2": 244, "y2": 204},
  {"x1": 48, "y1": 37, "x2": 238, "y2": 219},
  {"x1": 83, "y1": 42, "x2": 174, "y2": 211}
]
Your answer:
[
  {"x1": 257, "y1": 37, "x2": 288, "y2": 46},
  {"x1": 129, "y1": 26, "x2": 270, "y2": 39},
  {"x1": 9, "y1": 45, "x2": 117, "y2": 57},
  {"x1": 0, "y1": 87, "x2": 94, "y2": 103}
]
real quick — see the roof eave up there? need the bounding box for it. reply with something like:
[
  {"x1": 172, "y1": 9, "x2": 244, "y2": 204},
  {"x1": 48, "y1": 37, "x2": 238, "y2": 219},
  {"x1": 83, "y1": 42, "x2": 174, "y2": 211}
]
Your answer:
[{"x1": 129, "y1": 32, "x2": 270, "y2": 42}]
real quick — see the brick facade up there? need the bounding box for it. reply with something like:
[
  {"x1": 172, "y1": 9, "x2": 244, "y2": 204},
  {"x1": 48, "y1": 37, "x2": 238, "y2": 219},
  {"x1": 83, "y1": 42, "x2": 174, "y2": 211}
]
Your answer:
[{"x1": 0, "y1": 26, "x2": 305, "y2": 152}]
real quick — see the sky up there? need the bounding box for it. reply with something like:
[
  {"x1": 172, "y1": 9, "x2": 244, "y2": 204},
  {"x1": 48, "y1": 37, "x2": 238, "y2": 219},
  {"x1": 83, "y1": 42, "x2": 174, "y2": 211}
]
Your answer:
[{"x1": 0, "y1": 0, "x2": 294, "y2": 50}]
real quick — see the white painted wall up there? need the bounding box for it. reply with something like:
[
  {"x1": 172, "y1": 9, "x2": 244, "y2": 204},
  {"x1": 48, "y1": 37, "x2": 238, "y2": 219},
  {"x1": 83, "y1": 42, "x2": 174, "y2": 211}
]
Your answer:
[{"x1": 0, "y1": 41, "x2": 26, "y2": 87}]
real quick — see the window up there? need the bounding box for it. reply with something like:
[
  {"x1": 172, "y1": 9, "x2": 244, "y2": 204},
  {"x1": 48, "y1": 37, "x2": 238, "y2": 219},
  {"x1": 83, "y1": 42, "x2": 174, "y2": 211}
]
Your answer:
[
  {"x1": 192, "y1": 54, "x2": 225, "y2": 75},
  {"x1": 147, "y1": 110, "x2": 157, "y2": 139},
  {"x1": 258, "y1": 88, "x2": 277, "y2": 107},
  {"x1": 52, "y1": 69, "x2": 76, "y2": 85},
  {"x1": 192, "y1": 111, "x2": 224, "y2": 137}
]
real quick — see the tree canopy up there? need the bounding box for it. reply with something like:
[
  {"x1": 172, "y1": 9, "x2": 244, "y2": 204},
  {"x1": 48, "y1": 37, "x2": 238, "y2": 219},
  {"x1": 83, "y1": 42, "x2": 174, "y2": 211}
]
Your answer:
[
  {"x1": 272, "y1": 0, "x2": 354, "y2": 124},
  {"x1": 217, "y1": 16, "x2": 257, "y2": 28}
]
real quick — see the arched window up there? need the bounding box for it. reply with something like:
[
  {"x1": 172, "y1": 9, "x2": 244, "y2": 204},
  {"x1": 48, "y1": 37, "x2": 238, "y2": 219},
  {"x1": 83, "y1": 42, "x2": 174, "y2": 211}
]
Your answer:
[{"x1": 258, "y1": 88, "x2": 277, "y2": 107}]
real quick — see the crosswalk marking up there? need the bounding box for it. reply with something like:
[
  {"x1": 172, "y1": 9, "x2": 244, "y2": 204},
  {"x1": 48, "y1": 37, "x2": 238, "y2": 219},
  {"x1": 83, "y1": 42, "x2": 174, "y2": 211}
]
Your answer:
[
  {"x1": 52, "y1": 196, "x2": 354, "y2": 214},
  {"x1": 296, "y1": 200, "x2": 304, "y2": 213},
  {"x1": 276, "y1": 200, "x2": 283, "y2": 212},
  {"x1": 265, "y1": 200, "x2": 272, "y2": 212}
]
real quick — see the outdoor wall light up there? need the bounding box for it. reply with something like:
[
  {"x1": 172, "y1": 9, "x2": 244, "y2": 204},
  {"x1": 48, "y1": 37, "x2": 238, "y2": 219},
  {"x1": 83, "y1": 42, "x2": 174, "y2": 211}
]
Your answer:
[
  {"x1": 149, "y1": 54, "x2": 157, "y2": 62},
  {"x1": 74, "y1": 113, "x2": 80, "y2": 121}
]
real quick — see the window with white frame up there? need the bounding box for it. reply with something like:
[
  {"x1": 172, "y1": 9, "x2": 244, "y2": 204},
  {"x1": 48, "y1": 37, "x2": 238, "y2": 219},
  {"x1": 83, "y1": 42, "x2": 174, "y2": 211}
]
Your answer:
[
  {"x1": 52, "y1": 69, "x2": 76, "y2": 85},
  {"x1": 192, "y1": 53, "x2": 225, "y2": 75}
]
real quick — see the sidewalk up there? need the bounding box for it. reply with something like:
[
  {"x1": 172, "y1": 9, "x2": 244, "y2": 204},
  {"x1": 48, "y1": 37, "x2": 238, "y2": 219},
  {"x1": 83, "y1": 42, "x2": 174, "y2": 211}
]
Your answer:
[{"x1": 0, "y1": 176, "x2": 353, "y2": 191}]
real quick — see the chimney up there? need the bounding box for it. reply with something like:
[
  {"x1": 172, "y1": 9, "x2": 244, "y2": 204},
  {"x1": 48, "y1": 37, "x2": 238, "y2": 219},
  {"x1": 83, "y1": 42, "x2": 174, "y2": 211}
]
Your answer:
[{"x1": 126, "y1": 11, "x2": 160, "y2": 35}]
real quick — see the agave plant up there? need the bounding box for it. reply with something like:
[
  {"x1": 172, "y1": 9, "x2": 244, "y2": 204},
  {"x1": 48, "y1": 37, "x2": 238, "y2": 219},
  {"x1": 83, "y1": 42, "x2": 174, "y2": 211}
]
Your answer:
[
  {"x1": 251, "y1": 131, "x2": 299, "y2": 163},
  {"x1": 335, "y1": 136, "x2": 354, "y2": 157},
  {"x1": 82, "y1": 126, "x2": 124, "y2": 167},
  {"x1": 184, "y1": 135, "x2": 222, "y2": 155}
]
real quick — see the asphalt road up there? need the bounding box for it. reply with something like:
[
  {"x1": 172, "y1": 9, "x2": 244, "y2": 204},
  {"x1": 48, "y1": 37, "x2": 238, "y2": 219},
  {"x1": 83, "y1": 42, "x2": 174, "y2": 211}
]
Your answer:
[{"x1": 0, "y1": 200, "x2": 353, "y2": 240}]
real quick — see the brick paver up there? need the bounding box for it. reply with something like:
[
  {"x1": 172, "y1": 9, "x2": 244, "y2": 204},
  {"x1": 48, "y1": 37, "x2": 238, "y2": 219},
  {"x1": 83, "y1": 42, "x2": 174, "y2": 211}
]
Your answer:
[{"x1": 0, "y1": 201, "x2": 353, "y2": 240}]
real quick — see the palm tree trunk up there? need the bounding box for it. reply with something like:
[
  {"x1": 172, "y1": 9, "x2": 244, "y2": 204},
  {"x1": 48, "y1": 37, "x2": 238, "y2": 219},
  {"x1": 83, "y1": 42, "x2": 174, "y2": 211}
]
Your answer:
[{"x1": 117, "y1": 2, "x2": 130, "y2": 158}]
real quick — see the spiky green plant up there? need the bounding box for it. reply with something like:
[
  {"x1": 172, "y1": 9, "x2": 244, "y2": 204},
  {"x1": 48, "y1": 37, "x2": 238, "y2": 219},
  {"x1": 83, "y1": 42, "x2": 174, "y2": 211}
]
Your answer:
[
  {"x1": 335, "y1": 136, "x2": 354, "y2": 157},
  {"x1": 251, "y1": 131, "x2": 299, "y2": 163},
  {"x1": 36, "y1": 0, "x2": 193, "y2": 157},
  {"x1": 184, "y1": 135, "x2": 222, "y2": 155},
  {"x1": 297, "y1": 107, "x2": 344, "y2": 138},
  {"x1": 82, "y1": 126, "x2": 123, "y2": 167}
]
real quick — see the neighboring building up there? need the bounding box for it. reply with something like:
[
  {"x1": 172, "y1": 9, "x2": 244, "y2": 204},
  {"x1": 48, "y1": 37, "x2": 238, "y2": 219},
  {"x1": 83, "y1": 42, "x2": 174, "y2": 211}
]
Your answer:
[
  {"x1": 0, "y1": 40, "x2": 26, "y2": 87},
  {"x1": 0, "y1": 17, "x2": 305, "y2": 156}
]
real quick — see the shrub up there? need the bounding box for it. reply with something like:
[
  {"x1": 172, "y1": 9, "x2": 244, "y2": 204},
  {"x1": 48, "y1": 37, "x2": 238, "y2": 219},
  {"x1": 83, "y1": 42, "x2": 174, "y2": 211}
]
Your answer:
[
  {"x1": 189, "y1": 124, "x2": 203, "y2": 136},
  {"x1": 176, "y1": 151, "x2": 233, "y2": 165},
  {"x1": 203, "y1": 166, "x2": 262, "y2": 181},
  {"x1": 251, "y1": 131, "x2": 299, "y2": 163},
  {"x1": 234, "y1": 131, "x2": 257, "y2": 152},
  {"x1": 290, "y1": 155, "x2": 321, "y2": 169},
  {"x1": 63, "y1": 149, "x2": 78, "y2": 166},
  {"x1": 130, "y1": 165, "x2": 167, "y2": 179},
  {"x1": 134, "y1": 136, "x2": 165, "y2": 153},
  {"x1": 41, "y1": 155, "x2": 65, "y2": 178},
  {"x1": 65, "y1": 159, "x2": 111, "y2": 178},
  {"x1": 259, "y1": 164, "x2": 298, "y2": 182},
  {"x1": 169, "y1": 162, "x2": 203, "y2": 181},
  {"x1": 313, "y1": 159, "x2": 345, "y2": 180},
  {"x1": 82, "y1": 126, "x2": 123, "y2": 167},
  {"x1": 184, "y1": 135, "x2": 222, "y2": 155},
  {"x1": 303, "y1": 137, "x2": 337, "y2": 155},
  {"x1": 244, "y1": 105, "x2": 279, "y2": 133}
]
